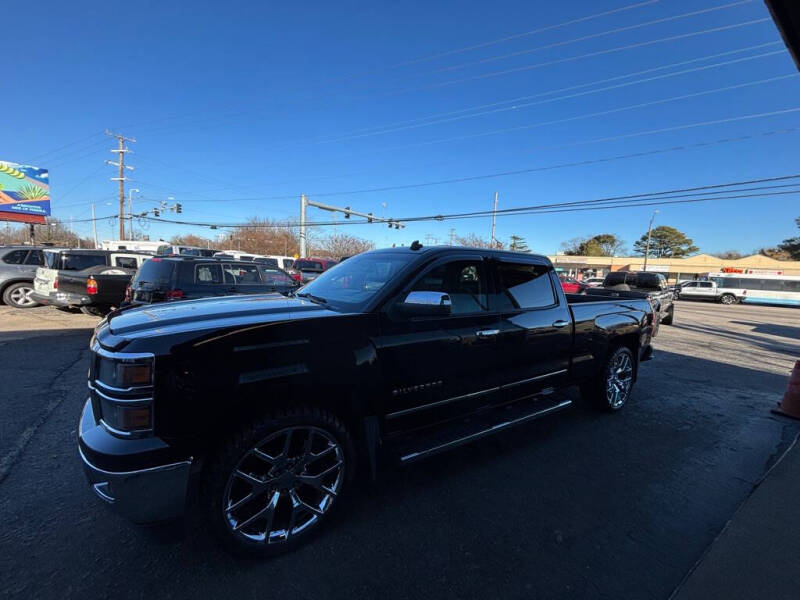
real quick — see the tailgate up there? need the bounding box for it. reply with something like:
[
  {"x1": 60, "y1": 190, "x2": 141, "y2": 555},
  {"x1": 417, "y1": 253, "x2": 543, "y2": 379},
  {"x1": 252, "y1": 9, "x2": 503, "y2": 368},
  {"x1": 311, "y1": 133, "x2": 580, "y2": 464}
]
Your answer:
[{"x1": 34, "y1": 267, "x2": 58, "y2": 295}]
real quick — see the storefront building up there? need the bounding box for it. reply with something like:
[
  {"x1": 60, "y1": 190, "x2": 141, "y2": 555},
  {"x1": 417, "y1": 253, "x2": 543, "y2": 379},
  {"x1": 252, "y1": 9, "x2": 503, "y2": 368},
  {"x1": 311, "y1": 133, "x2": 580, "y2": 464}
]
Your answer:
[{"x1": 548, "y1": 253, "x2": 800, "y2": 284}]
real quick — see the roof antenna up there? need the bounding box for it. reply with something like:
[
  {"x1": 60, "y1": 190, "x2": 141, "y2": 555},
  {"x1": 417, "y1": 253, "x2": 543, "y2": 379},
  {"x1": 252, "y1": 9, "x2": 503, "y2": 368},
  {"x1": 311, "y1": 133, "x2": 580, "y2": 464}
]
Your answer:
[{"x1": 410, "y1": 240, "x2": 423, "y2": 251}]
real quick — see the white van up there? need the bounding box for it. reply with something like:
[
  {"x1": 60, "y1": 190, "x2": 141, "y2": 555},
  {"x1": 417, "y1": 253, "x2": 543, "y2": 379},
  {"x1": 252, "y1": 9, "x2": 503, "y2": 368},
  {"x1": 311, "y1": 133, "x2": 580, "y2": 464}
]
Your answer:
[{"x1": 214, "y1": 251, "x2": 294, "y2": 270}]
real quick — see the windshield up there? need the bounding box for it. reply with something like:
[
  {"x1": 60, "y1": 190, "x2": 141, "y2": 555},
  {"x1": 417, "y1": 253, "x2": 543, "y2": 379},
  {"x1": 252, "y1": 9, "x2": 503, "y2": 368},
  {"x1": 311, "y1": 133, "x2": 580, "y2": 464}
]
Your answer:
[
  {"x1": 133, "y1": 259, "x2": 174, "y2": 286},
  {"x1": 294, "y1": 259, "x2": 325, "y2": 272},
  {"x1": 298, "y1": 252, "x2": 415, "y2": 312}
]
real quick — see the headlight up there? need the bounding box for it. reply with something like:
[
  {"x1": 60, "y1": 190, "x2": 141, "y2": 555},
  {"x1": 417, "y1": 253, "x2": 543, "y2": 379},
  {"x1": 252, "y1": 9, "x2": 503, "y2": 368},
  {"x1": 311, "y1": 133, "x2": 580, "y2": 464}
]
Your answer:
[
  {"x1": 91, "y1": 347, "x2": 155, "y2": 437},
  {"x1": 99, "y1": 399, "x2": 152, "y2": 433},
  {"x1": 97, "y1": 356, "x2": 153, "y2": 389}
]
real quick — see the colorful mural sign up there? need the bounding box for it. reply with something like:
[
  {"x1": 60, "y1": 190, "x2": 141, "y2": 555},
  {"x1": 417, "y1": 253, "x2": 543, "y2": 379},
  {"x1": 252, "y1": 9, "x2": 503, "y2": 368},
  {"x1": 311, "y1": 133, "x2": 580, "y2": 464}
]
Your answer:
[{"x1": 0, "y1": 161, "x2": 50, "y2": 219}]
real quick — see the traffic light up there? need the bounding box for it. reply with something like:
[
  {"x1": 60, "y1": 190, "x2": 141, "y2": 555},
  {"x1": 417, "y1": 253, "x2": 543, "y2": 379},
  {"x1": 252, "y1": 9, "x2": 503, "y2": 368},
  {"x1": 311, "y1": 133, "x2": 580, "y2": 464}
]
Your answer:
[
  {"x1": 176, "y1": 203, "x2": 182, "y2": 214},
  {"x1": 367, "y1": 212, "x2": 373, "y2": 223},
  {"x1": 344, "y1": 207, "x2": 350, "y2": 219},
  {"x1": 154, "y1": 209, "x2": 160, "y2": 217}
]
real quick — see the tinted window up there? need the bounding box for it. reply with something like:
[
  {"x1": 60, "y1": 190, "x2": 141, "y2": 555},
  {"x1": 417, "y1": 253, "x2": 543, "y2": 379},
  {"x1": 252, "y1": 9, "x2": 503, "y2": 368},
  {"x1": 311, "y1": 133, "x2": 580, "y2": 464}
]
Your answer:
[
  {"x1": 24, "y1": 250, "x2": 44, "y2": 265},
  {"x1": 255, "y1": 258, "x2": 279, "y2": 268},
  {"x1": 2, "y1": 249, "x2": 27, "y2": 264},
  {"x1": 683, "y1": 282, "x2": 697, "y2": 288},
  {"x1": 411, "y1": 260, "x2": 487, "y2": 314},
  {"x1": 114, "y1": 256, "x2": 139, "y2": 269},
  {"x1": 493, "y1": 263, "x2": 555, "y2": 310},
  {"x1": 699, "y1": 282, "x2": 713, "y2": 288},
  {"x1": 295, "y1": 260, "x2": 324, "y2": 272},
  {"x1": 194, "y1": 264, "x2": 223, "y2": 284},
  {"x1": 60, "y1": 253, "x2": 108, "y2": 271},
  {"x1": 223, "y1": 263, "x2": 262, "y2": 284},
  {"x1": 282, "y1": 259, "x2": 294, "y2": 269},
  {"x1": 133, "y1": 259, "x2": 175, "y2": 286},
  {"x1": 603, "y1": 272, "x2": 628, "y2": 287},
  {"x1": 634, "y1": 273, "x2": 662, "y2": 290}
]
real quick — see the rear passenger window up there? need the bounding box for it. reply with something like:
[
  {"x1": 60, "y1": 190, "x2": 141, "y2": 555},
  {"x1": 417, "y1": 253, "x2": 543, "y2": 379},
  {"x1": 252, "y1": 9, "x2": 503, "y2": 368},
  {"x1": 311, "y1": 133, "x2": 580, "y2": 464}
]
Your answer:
[
  {"x1": 114, "y1": 256, "x2": 138, "y2": 269},
  {"x1": 223, "y1": 264, "x2": 262, "y2": 284},
  {"x1": 411, "y1": 260, "x2": 487, "y2": 314},
  {"x1": 195, "y1": 264, "x2": 223, "y2": 284},
  {"x1": 493, "y1": 263, "x2": 555, "y2": 310},
  {"x1": 2, "y1": 250, "x2": 27, "y2": 264},
  {"x1": 24, "y1": 250, "x2": 44, "y2": 265}
]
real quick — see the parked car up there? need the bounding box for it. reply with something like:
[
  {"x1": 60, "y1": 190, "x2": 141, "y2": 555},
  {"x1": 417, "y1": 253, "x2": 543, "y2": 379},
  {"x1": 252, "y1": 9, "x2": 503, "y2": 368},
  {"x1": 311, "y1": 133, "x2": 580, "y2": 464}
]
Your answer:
[
  {"x1": 594, "y1": 270, "x2": 675, "y2": 325},
  {"x1": 32, "y1": 249, "x2": 151, "y2": 315},
  {"x1": 583, "y1": 277, "x2": 606, "y2": 287},
  {"x1": 289, "y1": 257, "x2": 338, "y2": 283},
  {"x1": 79, "y1": 244, "x2": 657, "y2": 556},
  {"x1": 674, "y1": 280, "x2": 717, "y2": 302},
  {"x1": 125, "y1": 256, "x2": 298, "y2": 305},
  {"x1": 557, "y1": 274, "x2": 587, "y2": 294},
  {"x1": 0, "y1": 245, "x2": 45, "y2": 308}
]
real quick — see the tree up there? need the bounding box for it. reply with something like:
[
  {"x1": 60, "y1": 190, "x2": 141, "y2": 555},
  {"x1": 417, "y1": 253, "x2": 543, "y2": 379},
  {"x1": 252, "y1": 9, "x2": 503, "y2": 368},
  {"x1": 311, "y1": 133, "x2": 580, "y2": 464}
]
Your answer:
[
  {"x1": 561, "y1": 233, "x2": 624, "y2": 256},
  {"x1": 758, "y1": 246, "x2": 792, "y2": 260},
  {"x1": 0, "y1": 218, "x2": 93, "y2": 247},
  {"x1": 170, "y1": 233, "x2": 212, "y2": 248},
  {"x1": 454, "y1": 233, "x2": 503, "y2": 249},
  {"x1": 509, "y1": 235, "x2": 530, "y2": 253},
  {"x1": 225, "y1": 217, "x2": 303, "y2": 256},
  {"x1": 777, "y1": 217, "x2": 800, "y2": 259},
  {"x1": 632, "y1": 225, "x2": 698, "y2": 258},
  {"x1": 710, "y1": 250, "x2": 743, "y2": 260},
  {"x1": 313, "y1": 233, "x2": 375, "y2": 258}
]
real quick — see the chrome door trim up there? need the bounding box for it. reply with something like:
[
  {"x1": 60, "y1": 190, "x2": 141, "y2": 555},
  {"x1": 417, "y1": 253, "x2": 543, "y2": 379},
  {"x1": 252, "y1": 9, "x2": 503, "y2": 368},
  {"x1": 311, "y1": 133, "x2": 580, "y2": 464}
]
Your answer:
[
  {"x1": 386, "y1": 385, "x2": 501, "y2": 420},
  {"x1": 501, "y1": 369, "x2": 568, "y2": 390}
]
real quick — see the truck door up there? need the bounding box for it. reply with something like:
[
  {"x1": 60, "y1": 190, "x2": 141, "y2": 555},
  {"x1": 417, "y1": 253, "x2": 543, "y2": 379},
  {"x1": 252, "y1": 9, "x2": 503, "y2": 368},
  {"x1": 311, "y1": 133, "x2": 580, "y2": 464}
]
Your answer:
[
  {"x1": 375, "y1": 255, "x2": 502, "y2": 433},
  {"x1": 489, "y1": 260, "x2": 573, "y2": 401}
]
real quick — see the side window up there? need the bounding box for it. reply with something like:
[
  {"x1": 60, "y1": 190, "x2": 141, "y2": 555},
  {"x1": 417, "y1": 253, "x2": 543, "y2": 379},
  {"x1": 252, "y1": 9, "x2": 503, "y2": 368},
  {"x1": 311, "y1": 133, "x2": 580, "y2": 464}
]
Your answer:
[
  {"x1": 492, "y1": 263, "x2": 555, "y2": 311},
  {"x1": 114, "y1": 256, "x2": 138, "y2": 269},
  {"x1": 24, "y1": 250, "x2": 44, "y2": 265},
  {"x1": 683, "y1": 282, "x2": 697, "y2": 288},
  {"x1": 699, "y1": 282, "x2": 713, "y2": 288},
  {"x1": 411, "y1": 260, "x2": 487, "y2": 314},
  {"x1": 2, "y1": 250, "x2": 27, "y2": 264},
  {"x1": 223, "y1": 264, "x2": 263, "y2": 285},
  {"x1": 195, "y1": 264, "x2": 223, "y2": 284}
]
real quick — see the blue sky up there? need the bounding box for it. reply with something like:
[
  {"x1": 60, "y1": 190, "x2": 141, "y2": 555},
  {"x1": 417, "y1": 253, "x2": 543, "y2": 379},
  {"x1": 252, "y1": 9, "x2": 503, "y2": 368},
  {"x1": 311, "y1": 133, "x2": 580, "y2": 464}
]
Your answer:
[{"x1": 5, "y1": 0, "x2": 800, "y2": 254}]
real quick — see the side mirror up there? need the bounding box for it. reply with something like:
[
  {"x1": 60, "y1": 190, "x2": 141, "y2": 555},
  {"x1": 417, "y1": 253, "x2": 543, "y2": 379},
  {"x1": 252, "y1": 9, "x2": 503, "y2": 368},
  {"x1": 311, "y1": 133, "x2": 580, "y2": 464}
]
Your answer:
[{"x1": 398, "y1": 291, "x2": 452, "y2": 317}]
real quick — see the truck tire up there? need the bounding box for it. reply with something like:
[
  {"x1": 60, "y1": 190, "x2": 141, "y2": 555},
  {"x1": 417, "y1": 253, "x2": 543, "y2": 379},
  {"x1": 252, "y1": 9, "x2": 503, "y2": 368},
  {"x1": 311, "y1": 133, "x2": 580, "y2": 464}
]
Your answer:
[
  {"x1": 661, "y1": 305, "x2": 674, "y2": 325},
  {"x1": 2, "y1": 282, "x2": 38, "y2": 308},
  {"x1": 719, "y1": 293, "x2": 737, "y2": 305},
  {"x1": 80, "y1": 306, "x2": 109, "y2": 317},
  {"x1": 581, "y1": 345, "x2": 635, "y2": 412},
  {"x1": 201, "y1": 406, "x2": 356, "y2": 557}
]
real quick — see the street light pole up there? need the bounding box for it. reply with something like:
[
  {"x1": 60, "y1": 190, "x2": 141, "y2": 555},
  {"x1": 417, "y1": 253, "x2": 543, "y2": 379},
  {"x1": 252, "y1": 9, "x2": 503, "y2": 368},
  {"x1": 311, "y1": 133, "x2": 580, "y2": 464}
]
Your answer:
[
  {"x1": 127, "y1": 188, "x2": 140, "y2": 240},
  {"x1": 643, "y1": 209, "x2": 659, "y2": 271}
]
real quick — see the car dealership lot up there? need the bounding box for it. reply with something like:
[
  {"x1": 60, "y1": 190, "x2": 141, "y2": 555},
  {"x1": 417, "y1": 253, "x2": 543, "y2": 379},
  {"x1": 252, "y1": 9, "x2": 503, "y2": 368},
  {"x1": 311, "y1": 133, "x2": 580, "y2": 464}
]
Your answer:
[{"x1": 1, "y1": 302, "x2": 798, "y2": 599}]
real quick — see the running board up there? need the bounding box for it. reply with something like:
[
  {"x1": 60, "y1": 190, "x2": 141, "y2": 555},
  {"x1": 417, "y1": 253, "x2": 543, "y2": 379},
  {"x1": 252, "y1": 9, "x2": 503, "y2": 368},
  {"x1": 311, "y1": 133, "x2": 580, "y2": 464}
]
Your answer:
[{"x1": 393, "y1": 395, "x2": 572, "y2": 464}]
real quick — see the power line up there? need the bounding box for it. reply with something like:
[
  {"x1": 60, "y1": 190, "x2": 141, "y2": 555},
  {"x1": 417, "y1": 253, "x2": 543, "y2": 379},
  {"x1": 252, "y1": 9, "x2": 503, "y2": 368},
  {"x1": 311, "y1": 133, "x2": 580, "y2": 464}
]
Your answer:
[
  {"x1": 22, "y1": 130, "x2": 105, "y2": 165},
  {"x1": 430, "y1": 0, "x2": 755, "y2": 74},
  {"x1": 385, "y1": 18, "x2": 772, "y2": 95}
]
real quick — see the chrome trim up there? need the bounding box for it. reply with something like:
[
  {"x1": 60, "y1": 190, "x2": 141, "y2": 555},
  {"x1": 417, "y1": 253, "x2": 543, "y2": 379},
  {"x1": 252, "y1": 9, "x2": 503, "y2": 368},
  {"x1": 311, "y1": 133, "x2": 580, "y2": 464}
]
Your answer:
[
  {"x1": 92, "y1": 343, "x2": 155, "y2": 362},
  {"x1": 98, "y1": 418, "x2": 152, "y2": 438},
  {"x1": 552, "y1": 320, "x2": 570, "y2": 328},
  {"x1": 88, "y1": 382, "x2": 152, "y2": 405},
  {"x1": 79, "y1": 446, "x2": 190, "y2": 477},
  {"x1": 386, "y1": 385, "x2": 500, "y2": 419},
  {"x1": 476, "y1": 329, "x2": 500, "y2": 337},
  {"x1": 400, "y1": 399, "x2": 572, "y2": 462},
  {"x1": 93, "y1": 378, "x2": 153, "y2": 395},
  {"x1": 386, "y1": 369, "x2": 568, "y2": 419},
  {"x1": 501, "y1": 369, "x2": 568, "y2": 390}
]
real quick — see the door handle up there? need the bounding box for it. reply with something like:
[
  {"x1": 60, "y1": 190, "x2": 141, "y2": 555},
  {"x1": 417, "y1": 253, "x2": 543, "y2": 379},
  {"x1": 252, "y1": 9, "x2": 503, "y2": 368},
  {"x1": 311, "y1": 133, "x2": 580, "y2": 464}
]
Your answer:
[
  {"x1": 476, "y1": 329, "x2": 500, "y2": 338},
  {"x1": 552, "y1": 320, "x2": 570, "y2": 328}
]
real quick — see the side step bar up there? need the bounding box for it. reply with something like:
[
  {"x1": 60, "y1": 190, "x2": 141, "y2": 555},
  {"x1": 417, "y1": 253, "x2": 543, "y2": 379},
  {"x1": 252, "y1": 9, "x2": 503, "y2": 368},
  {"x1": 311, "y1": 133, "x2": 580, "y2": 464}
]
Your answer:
[{"x1": 396, "y1": 397, "x2": 572, "y2": 464}]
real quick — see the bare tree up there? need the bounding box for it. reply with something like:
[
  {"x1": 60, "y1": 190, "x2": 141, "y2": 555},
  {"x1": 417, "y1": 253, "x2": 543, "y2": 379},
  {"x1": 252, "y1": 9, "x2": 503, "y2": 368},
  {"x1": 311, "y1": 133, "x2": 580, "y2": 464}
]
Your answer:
[
  {"x1": 454, "y1": 233, "x2": 504, "y2": 249},
  {"x1": 170, "y1": 233, "x2": 213, "y2": 248},
  {"x1": 312, "y1": 233, "x2": 375, "y2": 259}
]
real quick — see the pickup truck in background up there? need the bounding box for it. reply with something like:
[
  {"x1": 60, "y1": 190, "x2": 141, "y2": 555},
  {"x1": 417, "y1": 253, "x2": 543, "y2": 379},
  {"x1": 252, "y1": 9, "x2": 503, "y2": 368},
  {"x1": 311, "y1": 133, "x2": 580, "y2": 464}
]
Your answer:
[
  {"x1": 79, "y1": 244, "x2": 657, "y2": 556},
  {"x1": 32, "y1": 249, "x2": 150, "y2": 316},
  {"x1": 595, "y1": 270, "x2": 676, "y2": 325}
]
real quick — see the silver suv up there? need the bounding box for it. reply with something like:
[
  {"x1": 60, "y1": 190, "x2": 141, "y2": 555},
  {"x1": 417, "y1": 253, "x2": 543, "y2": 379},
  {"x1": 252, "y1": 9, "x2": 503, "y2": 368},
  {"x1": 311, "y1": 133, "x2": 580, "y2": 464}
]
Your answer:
[{"x1": 0, "y1": 245, "x2": 45, "y2": 308}]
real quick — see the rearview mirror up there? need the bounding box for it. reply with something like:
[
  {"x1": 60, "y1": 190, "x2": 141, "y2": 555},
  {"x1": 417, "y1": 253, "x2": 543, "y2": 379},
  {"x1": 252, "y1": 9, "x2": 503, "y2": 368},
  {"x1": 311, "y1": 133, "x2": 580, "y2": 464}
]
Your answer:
[{"x1": 398, "y1": 291, "x2": 452, "y2": 317}]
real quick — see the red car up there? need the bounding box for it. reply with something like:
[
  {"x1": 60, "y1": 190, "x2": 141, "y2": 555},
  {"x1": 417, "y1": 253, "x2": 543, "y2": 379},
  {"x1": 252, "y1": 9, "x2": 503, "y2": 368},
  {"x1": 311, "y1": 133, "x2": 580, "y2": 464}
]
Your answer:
[
  {"x1": 289, "y1": 257, "x2": 338, "y2": 283},
  {"x1": 558, "y1": 274, "x2": 587, "y2": 294}
]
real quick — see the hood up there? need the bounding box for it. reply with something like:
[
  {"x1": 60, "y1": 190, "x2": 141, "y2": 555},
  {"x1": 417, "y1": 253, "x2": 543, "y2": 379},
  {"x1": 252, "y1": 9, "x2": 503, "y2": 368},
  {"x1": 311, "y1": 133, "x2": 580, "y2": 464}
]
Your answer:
[{"x1": 107, "y1": 293, "x2": 339, "y2": 338}]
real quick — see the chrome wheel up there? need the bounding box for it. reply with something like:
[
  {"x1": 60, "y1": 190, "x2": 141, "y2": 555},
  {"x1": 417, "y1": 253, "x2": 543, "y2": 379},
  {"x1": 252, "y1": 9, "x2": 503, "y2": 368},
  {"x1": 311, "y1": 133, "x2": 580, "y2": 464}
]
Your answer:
[
  {"x1": 606, "y1": 351, "x2": 633, "y2": 409},
  {"x1": 8, "y1": 284, "x2": 36, "y2": 308},
  {"x1": 720, "y1": 294, "x2": 736, "y2": 305},
  {"x1": 223, "y1": 426, "x2": 344, "y2": 544}
]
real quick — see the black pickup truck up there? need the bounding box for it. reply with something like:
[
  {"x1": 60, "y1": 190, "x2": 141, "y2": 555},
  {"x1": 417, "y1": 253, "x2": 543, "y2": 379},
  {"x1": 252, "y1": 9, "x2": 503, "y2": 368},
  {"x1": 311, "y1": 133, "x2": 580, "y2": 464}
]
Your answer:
[
  {"x1": 79, "y1": 244, "x2": 657, "y2": 556},
  {"x1": 597, "y1": 270, "x2": 676, "y2": 325}
]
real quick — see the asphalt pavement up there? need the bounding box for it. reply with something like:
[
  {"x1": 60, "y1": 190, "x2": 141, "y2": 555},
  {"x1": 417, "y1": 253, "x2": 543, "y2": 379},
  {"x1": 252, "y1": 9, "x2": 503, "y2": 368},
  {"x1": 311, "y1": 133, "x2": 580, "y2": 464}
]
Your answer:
[{"x1": 0, "y1": 301, "x2": 798, "y2": 599}]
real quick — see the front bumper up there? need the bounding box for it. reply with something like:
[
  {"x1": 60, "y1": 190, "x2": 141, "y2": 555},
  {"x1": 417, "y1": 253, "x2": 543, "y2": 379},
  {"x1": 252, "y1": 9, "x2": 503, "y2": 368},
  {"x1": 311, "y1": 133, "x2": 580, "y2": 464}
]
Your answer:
[{"x1": 78, "y1": 399, "x2": 192, "y2": 523}]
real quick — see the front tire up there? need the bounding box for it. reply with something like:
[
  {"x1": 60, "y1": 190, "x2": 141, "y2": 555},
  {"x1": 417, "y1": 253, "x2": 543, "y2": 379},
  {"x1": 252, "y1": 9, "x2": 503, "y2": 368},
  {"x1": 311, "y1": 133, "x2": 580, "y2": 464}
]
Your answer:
[
  {"x1": 2, "y1": 282, "x2": 38, "y2": 308},
  {"x1": 719, "y1": 293, "x2": 737, "y2": 305},
  {"x1": 202, "y1": 406, "x2": 355, "y2": 557},
  {"x1": 581, "y1": 346, "x2": 635, "y2": 412}
]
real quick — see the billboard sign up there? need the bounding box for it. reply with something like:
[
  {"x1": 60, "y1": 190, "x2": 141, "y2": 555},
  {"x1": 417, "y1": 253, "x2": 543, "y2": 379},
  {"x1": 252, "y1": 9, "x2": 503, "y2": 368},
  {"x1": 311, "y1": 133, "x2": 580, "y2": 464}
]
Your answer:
[{"x1": 0, "y1": 161, "x2": 50, "y2": 219}]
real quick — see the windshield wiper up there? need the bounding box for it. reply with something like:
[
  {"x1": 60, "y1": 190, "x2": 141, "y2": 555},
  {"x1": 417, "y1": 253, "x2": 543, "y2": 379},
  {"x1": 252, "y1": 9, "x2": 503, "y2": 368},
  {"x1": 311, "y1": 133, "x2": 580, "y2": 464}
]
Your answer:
[{"x1": 296, "y1": 292, "x2": 328, "y2": 305}]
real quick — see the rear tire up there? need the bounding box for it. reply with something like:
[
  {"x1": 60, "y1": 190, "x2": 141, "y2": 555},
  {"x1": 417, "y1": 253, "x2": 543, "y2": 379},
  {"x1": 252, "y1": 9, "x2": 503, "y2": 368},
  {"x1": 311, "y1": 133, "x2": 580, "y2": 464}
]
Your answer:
[
  {"x1": 719, "y1": 293, "x2": 737, "y2": 305},
  {"x1": 2, "y1": 282, "x2": 38, "y2": 308},
  {"x1": 661, "y1": 306, "x2": 674, "y2": 325},
  {"x1": 80, "y1": 306, "x2": 109, "y2": 317},
  {"x1": 581, "y1": 346, "x2": 635, "y2": 412},
  {"x1": 201, "y1": 406, "x2": 356, "y2": 557}
]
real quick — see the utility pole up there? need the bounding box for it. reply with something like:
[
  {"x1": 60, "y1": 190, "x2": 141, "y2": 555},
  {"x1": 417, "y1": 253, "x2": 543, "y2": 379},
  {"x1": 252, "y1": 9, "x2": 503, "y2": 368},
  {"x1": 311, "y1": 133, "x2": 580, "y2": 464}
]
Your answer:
[
  {"x1": 91, "y1": 203, "x2": 99, "y2": 248},
  {"x1": 300, "y1": 194, "x2": 308, "y2": 258},
  {"x1": 449, "y1": 228, "x2": 455, "y2": 246},
  {"x1": 127, "y1": 188, "x2": 139, "y2": 240},
  {"x1": 642, "y1": 209, "x2": 659, "y2": 271},
  {"x1": 105, "y1": 130, "x2": 135, "y2": 240},
  {"x1": 490, "y1": 191, "x2": 499, "y2": 247}
]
